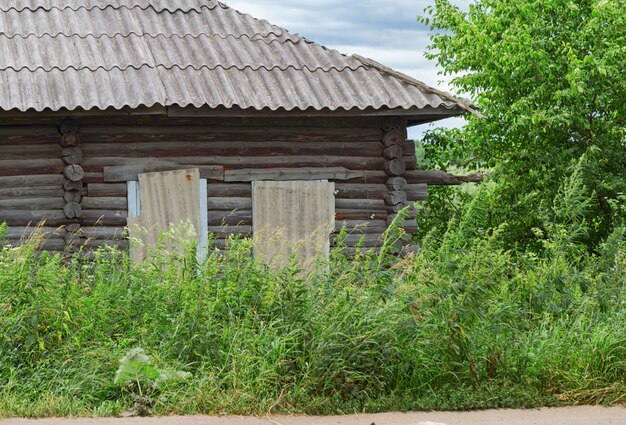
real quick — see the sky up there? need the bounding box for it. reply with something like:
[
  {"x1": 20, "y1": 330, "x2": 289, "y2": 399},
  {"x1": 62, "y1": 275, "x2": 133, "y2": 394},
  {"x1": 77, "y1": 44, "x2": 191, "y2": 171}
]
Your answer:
[{"x1": 226, "y1": 0, "x2": 471, "y2": 139}]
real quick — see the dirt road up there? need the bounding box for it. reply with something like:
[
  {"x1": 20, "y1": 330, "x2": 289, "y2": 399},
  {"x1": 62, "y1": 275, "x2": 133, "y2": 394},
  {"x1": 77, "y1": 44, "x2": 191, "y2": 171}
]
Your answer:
[{"x1": 2, "y1": 407, "x2": 625, "y2": 425}]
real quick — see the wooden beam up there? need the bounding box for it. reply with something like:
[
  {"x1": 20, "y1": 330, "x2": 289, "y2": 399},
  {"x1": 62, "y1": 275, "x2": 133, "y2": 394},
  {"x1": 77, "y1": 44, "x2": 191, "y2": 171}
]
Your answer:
[
  {"x1": 103, "y1": 165, "x2": 224, "y2": 182},
  {"x1": 224, "y1": 167, "x2": 364, "y2": 182}
]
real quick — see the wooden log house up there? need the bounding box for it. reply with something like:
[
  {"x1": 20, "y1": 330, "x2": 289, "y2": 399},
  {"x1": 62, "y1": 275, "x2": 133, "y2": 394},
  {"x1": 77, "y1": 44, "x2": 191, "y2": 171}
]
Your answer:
[{"x1": 0, "y1": 0, "x2": 474, "y2": 260}]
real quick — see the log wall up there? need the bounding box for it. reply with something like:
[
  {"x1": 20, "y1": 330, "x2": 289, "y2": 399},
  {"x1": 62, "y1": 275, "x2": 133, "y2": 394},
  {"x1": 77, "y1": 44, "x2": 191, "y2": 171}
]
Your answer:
[{"x1": 0, "y1": 115, "x2": 427, "y2": 253}]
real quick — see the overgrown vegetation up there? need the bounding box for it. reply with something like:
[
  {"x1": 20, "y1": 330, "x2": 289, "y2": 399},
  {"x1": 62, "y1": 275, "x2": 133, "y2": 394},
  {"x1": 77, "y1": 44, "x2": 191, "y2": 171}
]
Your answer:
[{"x1": 0, "y1": 162, "x2": 624, "y2": 417}]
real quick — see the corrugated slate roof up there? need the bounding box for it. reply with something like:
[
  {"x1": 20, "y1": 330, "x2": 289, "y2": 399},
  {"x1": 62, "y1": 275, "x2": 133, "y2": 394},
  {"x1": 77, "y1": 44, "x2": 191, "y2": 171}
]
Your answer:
[{"x1": 0, "y1": 0, "x2": 471, "y2": 114}]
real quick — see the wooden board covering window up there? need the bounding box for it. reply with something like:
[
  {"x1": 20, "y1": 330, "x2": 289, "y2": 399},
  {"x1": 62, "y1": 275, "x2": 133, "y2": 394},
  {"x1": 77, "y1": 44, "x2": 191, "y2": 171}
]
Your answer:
[
  {"x1": 127, "y1": 168, "x2": 208, "y2": 261},
  {"x1": 252, "y1": 180, "x2": 335, "y2": 270}
]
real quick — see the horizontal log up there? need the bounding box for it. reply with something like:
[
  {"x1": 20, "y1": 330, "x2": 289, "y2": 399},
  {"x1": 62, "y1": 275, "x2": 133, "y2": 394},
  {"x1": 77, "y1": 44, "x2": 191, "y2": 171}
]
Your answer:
[
  {"x1": 208, "y1": 197, "x2": 252, "y2": 210},
  {"x1": 63, "y1": 191, "x2": 82, "y2": 203},
  {"x1": 0, "y1": 174, "x2": 65, "y2": 189},
  {"x1": 79, "y1": 125, "x2": 383, "y2": 142},
  {"x1": 208, "y1": 225, "x2": 252, "y2": 237},
  {"x1": 0, "y1": 185, "x2": 63, "y2": 198},
  {"x1": 335, "y1": 210, "x2": 388, "y2": 221},
  {"x1": 82, "y1": 197, "x2": 127, "y2": 210},
  {"x1": 4, "y1": 238, "x2": 66, "y2": 251},
  {"x1": 332, "y1": 234, "x2": 383, "y2": 248},
  {"x1": 405, "y1": 170, "x2": 485, "y2": 185},
  {"x1": 0, "y1": 197, "x2": 65, "y2": 210},
  {"x1": 224, "y1": 167, "x2": 364, "y2": 182},
  {"x1": 208, "y1": 184, "x2": 251, "y2": 197},
  {"x1": 334, "y1": 183, "x2": 387, "y2": 199},
  {"x1": 335, "y1": 220, "x2": 387, "y2": 234},
  {"x1": 335, "y1": 199, "x2": 386, "y2": 210},
  {"x1": 0, "y1": 159, "x2": 64, "y2": 176},
  {"x1": 406, "y1": 184, "x2": 428, "y2": 201},
  {"x1": 209, "y1": 210, "x2": 252, "y2": 226},
  {"x1": 3, "y1": 226, "x2": 66, "y2": 239},
  {"x1": 87, "y1": 183, "x2": 127, "y2": 197},
  {"x1": 383, "y1": 129, "x2": 405, "y2": 147},
  {"x1": 63, "y1": 180, "x2": 84, "y2": 191},
  {"x1": 383, "y1": 145, "x2": 404, "y2": 160},
  {"x1": 103, "y1": 165, "x2": 224, "y2": 182},
  {"x1": 81, "y1": 141, "x2": 384, "y2": 158},
  {"x1": 81, "y1": 239, "x2": 129, "y2": 249},
  {"x1": 0, "y1": 144, "x2": 61, "y2": 159},
  {"x1": 0, "y1": 210, "x2": 67, "y2": 226},
  {"x1": 80, "y1": 226, "x2": 127, "y2": 239},
  {"x1": 89, "y1": 156, "x2": 384, "y2": 172},
  {"x1": 81, "y1": 210, "x2": 127, "y2": 226}
]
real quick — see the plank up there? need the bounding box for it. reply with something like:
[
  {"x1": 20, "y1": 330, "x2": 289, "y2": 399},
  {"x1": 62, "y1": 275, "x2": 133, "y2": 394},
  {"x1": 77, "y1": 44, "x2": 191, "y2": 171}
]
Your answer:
[
  {"x1": 103, "y1": 165, "x2": 224, "y2": 182},
  {"x1": 224, "y1": 167, "x2": 364, "y2": 182}
]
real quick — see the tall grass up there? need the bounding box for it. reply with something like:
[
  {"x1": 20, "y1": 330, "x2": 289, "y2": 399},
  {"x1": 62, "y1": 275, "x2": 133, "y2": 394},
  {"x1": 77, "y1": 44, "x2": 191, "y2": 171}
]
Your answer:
[{"x1": 0, "y1": 167, "x2": 624, "y2": 417}]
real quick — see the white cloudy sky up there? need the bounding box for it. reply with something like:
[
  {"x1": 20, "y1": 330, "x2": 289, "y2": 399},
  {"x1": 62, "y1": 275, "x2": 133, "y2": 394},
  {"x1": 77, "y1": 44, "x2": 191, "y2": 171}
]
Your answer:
[{"x1": 226, "y1": 0, "x2": 471, "y2": 139}]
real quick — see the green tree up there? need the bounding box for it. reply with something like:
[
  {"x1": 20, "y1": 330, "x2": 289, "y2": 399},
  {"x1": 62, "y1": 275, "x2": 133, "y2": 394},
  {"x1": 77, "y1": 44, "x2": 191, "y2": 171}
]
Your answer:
[{"x1": 419, "y1": 0, "x2": 626, "y2": 249}]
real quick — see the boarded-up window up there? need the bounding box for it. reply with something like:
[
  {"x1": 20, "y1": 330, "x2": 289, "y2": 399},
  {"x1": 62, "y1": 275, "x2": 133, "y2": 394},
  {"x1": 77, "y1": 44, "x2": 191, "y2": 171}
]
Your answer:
[
  {"x1": 127, "y1": 168, "x2": 208, "y2": 262},
  {"x1": 252, "y1": 180, "x2": 335, "y2": 270}
]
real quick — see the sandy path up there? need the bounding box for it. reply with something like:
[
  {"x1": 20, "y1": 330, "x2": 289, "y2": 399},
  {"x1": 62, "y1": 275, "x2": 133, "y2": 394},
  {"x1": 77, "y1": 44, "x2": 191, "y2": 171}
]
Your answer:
[{"x1": 2, "y1": 406, "x2": 625, "y2": 425}]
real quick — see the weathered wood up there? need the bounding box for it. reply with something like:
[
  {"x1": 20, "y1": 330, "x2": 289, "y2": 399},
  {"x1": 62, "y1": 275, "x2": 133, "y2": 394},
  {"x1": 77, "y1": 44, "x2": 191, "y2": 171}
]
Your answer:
[
  {"x1": 87, "y1": 183, "x2": 127, "y2": 197},
  {"x1": 88, "y1": 156, "x2": 384, "y2": 170},
  {"x1": 208, "y1": 225, "x2": 252, "y2": 237},
  {"x1": 385, "y1": 191, "x2": 408, "y2": 206},
  {"x1": 63, "y1": 180, "x2": 84, "y2": 191},
  {"x1": 335, "y1": 220, "x2": 387, "y2": 234},
  {"x1": 0, "y1": 174, "x2": 65, "y2": 188},
  {"x1": 63, "y1": 164, "x2": 85, "y2": 182},
  {"x1": 208, "y1": 210, "x2": 252, "y2": 226},
  {"x1": 332, "y1": 234, "x2": 383, "y2": 248},
  {"x1": 0, "y1": 159, "x2": 64, "y2": 176},
  {"x1": 63, "y1": 190, "x2": 82, "y2": 203},
  {"x1": 224, "y1": 167, "x2": 364, "y2": 182},
  {"x1": 63, "y1": 202, "x2": 82, "y2": 219},
  {"x1": 335, "y1": 198, "x2": 386, "y2": 210},
  {"x1": 81, "y1": 210, "x2": 127, "y2": 226},
  {"x1": 207, "y1": 183, "x2": 251, "y2": 197},
  {"x1": 384, "y1": 159, "x2": 407, "y2": 176},
  {"x1": 386, "y1": 177, "x2": 407, "y2": 191},
  {"x1": 208, "y1": 197, "x2": 252, "y2": 210},
  {"x1": 383, "y1": 129, "x2": 405, "y2": 147},
  {"x1": 0, "y1": 210, "x2": 67, "y2": 226},
  {"x1": 103, "y1": 165, "x2": 224, "y2": 182},
  {"x1": 0, "y1": 186, "x2": 63, "y2": 198},
  {"x1": 82, "y1": 141, "x2": 384, "y2": 157},
  {"x1": 0, "y1": 197, "x2": 65, "y2": 210},
  {"x1": 4, "y1": 226, "x2": 66, "y2": 239},
  {"x1": 5, "y1": 238, "x2": 66, "y2": 251},
  {"x1": 61, "y1": 147, "x2": 83, "y2": 165},
  {"x1": 383, "y1": 145, "x2": 404, "y2": 160},
  {"x1": 406, "y1": 183, "x2": 428, "y2": 201},
  {"x1": 80, "y1": 226, "x2": 127, "y2": 239},
  {"x1": 334, "y1": 184, "x2": 387, "y2": 199},
  {"x1": 82, "y1": 197, "x2": 126, "y2": 210},
  {"x1": 61, "y1": 132, "x2": 79, "y2": 147},
  {"x1": 405, "y1": 170, "x2": 485, "y2": 185},
  {"x1": 382, "y1": 117, "x2": 405, "y2": 133},
  {"x1": 60, "y1": 120, "x2": 80, "y2": 135},
  {"x1": 335, "y1": 211, "x2": 388, "y2": 221}
]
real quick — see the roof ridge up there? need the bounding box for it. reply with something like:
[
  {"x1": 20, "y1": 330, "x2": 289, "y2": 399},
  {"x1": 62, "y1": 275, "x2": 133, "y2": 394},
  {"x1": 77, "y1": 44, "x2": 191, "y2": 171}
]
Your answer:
[
  {"x1": 0, "y1": 32, "x2": 298, "y2": 43},
  {"x1": 352, "y1": 54, "x2": 480, "y2": 116}
]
